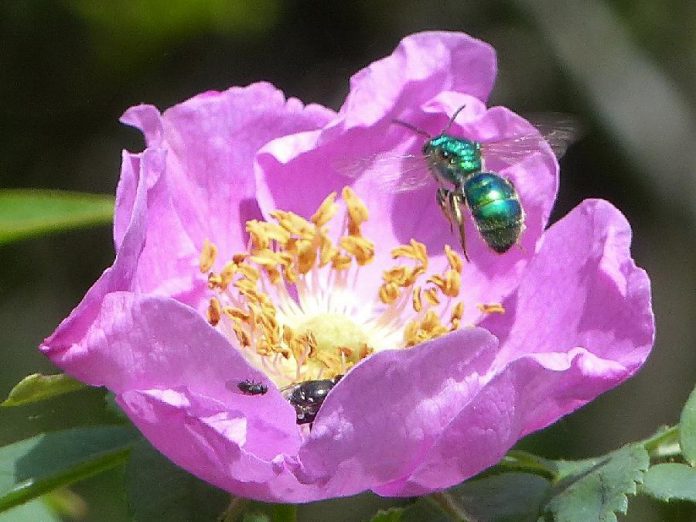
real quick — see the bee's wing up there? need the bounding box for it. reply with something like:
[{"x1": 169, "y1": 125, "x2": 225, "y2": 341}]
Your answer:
[
  {"x1": 334, "y1": 153, "x2": 433, "y2": 194},
  {"x1": 526, "y1": 112, "x2": 583, "y2": 159},
  {"x1": 482, "y1": 113, "x2": 582, "y2": 166}
]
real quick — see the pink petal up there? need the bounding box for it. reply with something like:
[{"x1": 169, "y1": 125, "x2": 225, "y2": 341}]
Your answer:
[
  {"x1": 256, "y1": 100, "x2": 557, "y2": 324},
  {"x1": 294, "y1": 328, "x2": 499, "y2": 496},
  {"x1": 256, "y1": 31, "x2": 497, "y2": 235},
  {"x1": 342, "y1": 31, "x2": 497, "y2": 126},
  {"x1": 42, "y1": 149, "x2": 160, "y2": 356},
  {"x1": 481, "y1": 199, "x2": 654, "y2": 372},
  {"x1": 382, "y1": 348, "x2": 628, "y2": 495},
  {"x1": 122, "y1": 82, "x2": 334, "y2": 260}
]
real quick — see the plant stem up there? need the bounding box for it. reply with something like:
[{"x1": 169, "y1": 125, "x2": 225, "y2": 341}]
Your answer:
[
  {"x1": 496, "y1": 450, "x2": 558, "y2": 480},
  {"x1": 428, "y1": 491, "x2": 478, "y2": 522},
  {"x1": 217, "y1": 496, "x2": 249, "y2": 522},
  {"x1": 642, "y1": 425, "x2": 681, "y2": 460}
]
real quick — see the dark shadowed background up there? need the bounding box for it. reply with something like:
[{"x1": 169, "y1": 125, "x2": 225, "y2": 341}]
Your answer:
[{"x1": 2, "y1": 1, "x2": 695, "y2": 520}]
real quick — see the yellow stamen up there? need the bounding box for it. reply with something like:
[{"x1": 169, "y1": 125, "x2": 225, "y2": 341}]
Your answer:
[
  {"x1": 339, "y1": 236, "x2": 375, "y2": 266},
  {"x1": 270, "y1": 210, "x2": 314, "y2": 239},
  {"x1": 379, "y1": 281, "x2": 400, "y2": 304},
  {"x1": 296, "y1": 238, "x2": 318, "y2": 274},
  {"x1": 451, "y1": 302, "x2": 465, "y2": 322},
  {"x1": 445, "y1": 245, "x2": 463, "y2": 273},
  {"x1": 311, "y1": 192, "x2": 338, "y2": 227},
  {"x1": 478, "y1": 303, "x2": 505, "y2": 314},
  {"x1": 424, "y1": 287, "x2": 440, "y2": 305},
  {"x1": 427, "y1": 269, "x2": 461, "y2": 298},
  {"x1": 207, "y1": 297, "x2": 221, "y2": 326},
  {"x1": 392, "y1": 239, "x2": 428, "y2": 270},
  {"x1": 342, "y1": 186, "x2": 369, "y2": 236},
  {"x1": 208, "y1": 272, "x2": 223, "y2": 290},
  {"x1": 197, "y1": 187, "x2": 499, "y2": 390},
  {"x1": 331, "y1": 253, "x2": 352, "y2": 270},
  {"x1": 236, "y1": 263, "x2": 260, "y2": 282},
  {"x1": 403, "y1": 310, "x2": 449, "y2": 347},
  {"x1": 220, "y1": 262, "x2": 237, "y2": 288},
  {"x1": 412, "y1": 286, "x2": 423, "y2": 312},
  {"x1": 450, "y1": 302, "x2": 465, "y2": 331},
  {"x1": 199, "y1": 239, "x2": 217, "y2": 273}
]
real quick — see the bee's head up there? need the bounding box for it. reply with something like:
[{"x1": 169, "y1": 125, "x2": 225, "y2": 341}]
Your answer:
[{"x1": 425, "y1": 135, "x2": 456, "y2": 165}]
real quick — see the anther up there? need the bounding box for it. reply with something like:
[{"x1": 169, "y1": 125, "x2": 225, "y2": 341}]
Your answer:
[
  {"x1": 207, "y1": 297, "x2": 222, "y2": 326},
  {"x1": 342, "y1": 186, "x2": 369, "y2": 236},
  {"x1": 311, "y1": 192, "x2": 339, "y2": 227},
  {"x1": 478, "y1": 303, "x2": 505, "y2": 314},
  {"x1": 199, "y1": 240, "x2": 217, "y2": 273}
]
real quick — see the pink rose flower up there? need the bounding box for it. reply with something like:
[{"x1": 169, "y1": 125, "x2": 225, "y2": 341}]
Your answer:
[{"x1": 41, "y1": 31, "x2": 654, "y2": 502}]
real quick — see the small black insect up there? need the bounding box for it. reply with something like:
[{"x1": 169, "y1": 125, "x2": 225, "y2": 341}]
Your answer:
[
  {"x1": 237, "y1": 379, "x2": 268, "y2": 396},
  {"x1": 282, "y1": 375, "x2": 343, "y2": 425}
]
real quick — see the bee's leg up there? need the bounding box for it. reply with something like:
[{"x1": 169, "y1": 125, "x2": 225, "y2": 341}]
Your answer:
[
  {"x1": 450, "y1": 191, "x2": 470, "y2": 262},
  {"x1": 436, "y1": 188, "x2": 470, "y2": 261},
  {"x1": 436, "y1": 187, "x2": 455, "y2": 233}
]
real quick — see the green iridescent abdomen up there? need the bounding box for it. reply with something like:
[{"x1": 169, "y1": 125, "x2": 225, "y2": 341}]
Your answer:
[
  {"x1": 425, "y1": 134, "x2": 482, "y2": 185},
  {"x1": 463, "y1": 172, "x2": 524, "y2": 253}
]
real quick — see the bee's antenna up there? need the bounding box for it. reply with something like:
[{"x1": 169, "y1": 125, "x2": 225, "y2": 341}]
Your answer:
[
  {"x1": 442, "y1": 104, "x2": 467, "y2": 133},
  {"x1": 392, "y1": 119, "x2": 431, "y2": 139}
]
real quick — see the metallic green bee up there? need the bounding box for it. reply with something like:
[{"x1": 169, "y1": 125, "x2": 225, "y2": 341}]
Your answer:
[{"x1": 344, "y1": 106, "x2": 577, "y2": 260}]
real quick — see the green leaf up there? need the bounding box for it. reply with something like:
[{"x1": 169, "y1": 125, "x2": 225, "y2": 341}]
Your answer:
[
  {"x1": 104, "y1": 391, "x2": 129, "y2": 422},
  {"x1": 1, "y1": 373, "x2": 86, "y2": 407},
  {"x1": 268, "y1": 504, "x2": 297, "y2": 522},
  {"x1": 0, "y1": 189, "x2": 114, "y2": 245},
  {"x1": 0, "y1": 426, "x2": 138, "y2": 512},
  {"x1": 399, "y1": 500, "x2": 447, "y2": 522},
  {"x1": 642, "y1": 463, "x2": 696, "y2": 503},
  {"x1": 370, "y1": 507, "x2": 405, "y2": 522},
  {"x1": 0, "y1": 498, "x2": 60, "y2": 522},
  {"x1": 541, "y1": 444, "x2": 650, "y2": 522},
  {"x1": 680, "y1": 385, "x2": 696, "y2": 466},
  {"x1": 125, "y1": 439, "x2": 229, "y2": 522},
  {"x1": 231, "y1": 502, "x2": 297, "y2": 522},
  {"x1": 385, "y1": 473, "x2": 551, "y2": 522},
  {"x1": 447, "y1": 472, "x2": 551, "y2": 522}
]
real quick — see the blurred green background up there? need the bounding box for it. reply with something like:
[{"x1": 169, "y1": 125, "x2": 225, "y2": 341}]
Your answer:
[{"x1": 1, "y1": 1, "x2": 695, "y2": 520}]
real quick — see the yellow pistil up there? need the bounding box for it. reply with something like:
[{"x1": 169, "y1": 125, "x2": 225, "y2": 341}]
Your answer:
[{"x1": 198, "y1": 188, "x2": 502, "y2": 388}]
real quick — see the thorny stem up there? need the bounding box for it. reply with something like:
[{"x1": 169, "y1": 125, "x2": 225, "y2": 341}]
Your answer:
[{"x1": 427, "y1": 491, "x2": 478, "y2": 522}]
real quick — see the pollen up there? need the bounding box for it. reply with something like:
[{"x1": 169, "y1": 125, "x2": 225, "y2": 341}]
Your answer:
[{"x1": 199, "y1": 188, "x2": 498, "y2": 388}]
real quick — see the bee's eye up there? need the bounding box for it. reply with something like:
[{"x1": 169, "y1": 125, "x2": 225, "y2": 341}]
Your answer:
[{"x1": 439, "y1": 150, "x2": 449, "y2": 160}]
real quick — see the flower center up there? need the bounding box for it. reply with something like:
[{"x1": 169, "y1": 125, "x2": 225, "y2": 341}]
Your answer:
[
  {"x1": 295, "y1": 313, "x2": 368, "y2": 371},
  {"x1": 198, "y1": 187, "x2": 503, "y2": 388}
]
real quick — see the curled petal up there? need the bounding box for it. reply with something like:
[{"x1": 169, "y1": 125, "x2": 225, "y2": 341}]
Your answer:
[
  {"x1": 379, "y1": 348, "x2": 628, "y2": 496},
  {"x1": 481, "y1": 198, "x2": 653, "y2": 372},
  {"x1": 42, "y1": 149, "x2": 161, "y2": 355},
  {"x1": 296, "y1": 328, "x2": 499, "y2": 496},
  {"x1": 122, "y1": 82, "x2": 334, "y2": 259}
]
